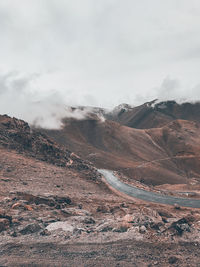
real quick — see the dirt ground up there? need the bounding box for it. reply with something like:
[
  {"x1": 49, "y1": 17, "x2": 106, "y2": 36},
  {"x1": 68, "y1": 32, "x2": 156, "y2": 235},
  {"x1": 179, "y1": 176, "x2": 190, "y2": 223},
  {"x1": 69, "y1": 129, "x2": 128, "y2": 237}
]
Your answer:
[{"x1": 1, "y1": 240, "x2": 200, "y2": 266}]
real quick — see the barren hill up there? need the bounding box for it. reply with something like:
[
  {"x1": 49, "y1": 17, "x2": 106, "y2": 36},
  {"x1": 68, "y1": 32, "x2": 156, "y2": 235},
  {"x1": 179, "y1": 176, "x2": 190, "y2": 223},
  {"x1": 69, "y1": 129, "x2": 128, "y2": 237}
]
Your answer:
[
  {"x1": 1, "y1": 110, "x2": 200, "y2": 266},
  {"x1": 42, "y1": 115, "x2": 200, "y2": 186}
]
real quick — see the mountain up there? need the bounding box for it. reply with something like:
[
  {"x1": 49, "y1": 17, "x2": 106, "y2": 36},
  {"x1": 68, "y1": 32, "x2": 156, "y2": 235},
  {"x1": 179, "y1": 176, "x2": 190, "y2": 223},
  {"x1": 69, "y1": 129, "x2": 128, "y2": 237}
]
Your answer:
[
  {"x1": 107, "y1": 100, "x2": 200, "y2": 129},
  {"x1": 1, "y1": 102, "x2": 200, "y2": 266},
  {"x1": 41, "y1": 103, "x2": 200, "y2": 186}
]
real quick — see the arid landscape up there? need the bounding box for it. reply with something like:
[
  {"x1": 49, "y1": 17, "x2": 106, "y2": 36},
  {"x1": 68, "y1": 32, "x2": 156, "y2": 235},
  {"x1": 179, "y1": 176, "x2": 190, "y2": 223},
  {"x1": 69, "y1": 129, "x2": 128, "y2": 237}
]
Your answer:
[
  {"x1": 1, "y1": 101, "x2": 200, "y2": 266},
  {"x1": 1, "y1": 1, "x2": 200, "y2": 265}
]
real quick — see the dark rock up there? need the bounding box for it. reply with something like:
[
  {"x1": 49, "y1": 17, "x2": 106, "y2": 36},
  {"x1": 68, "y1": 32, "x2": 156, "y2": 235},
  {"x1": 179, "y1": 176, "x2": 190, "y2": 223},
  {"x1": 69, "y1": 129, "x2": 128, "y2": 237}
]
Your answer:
[
  {"x1": 0, "y1": 218, "x2": 10, "y2": 232},
  {"x1": 10, "y1": 231, "x2": 17, "y2": 237},
  {"x1": 114, "y1": 254, "x2": 127, "y2": 261},
  {"x1": 120, "y1": 202, "x2": 128, "y2": 208},
  {"x1": 150, "y1": 221, "x2": 163, "y2": 230},
  {"x1": 168, "y1": 256, "x2": 178, "y2": 264},
  {"x1": 100, "y1": 226, "x2": 113, "y2": 232},
  {"x1": 6, "y1": 167, "x2": 13, "y2": 172},
  {"x1": 113, "y1": 226, "x2": 128, "y2": 233},
  {"x1": 170, "y1": 217, "x2": 191, "y2": 235},
  {"x1": 16, "y1": 192, "x2": 55, "y2": 206},
  {"x1": 161, "y1": 217, "x2": 168, "y2": 223},
  {"x1": 0, "y1": 210, "x2": 12, "y2": 224},
  {"x1": 40, "y1": 229, "x2": 51, "y2": 236},
  {"x1": 16, "y1": 192, "x2": 72, "y2": 207},
  {"x1": 55, "y1": 204, "x2": 61, "y2": 209},
  {"x1": 73, "y1": 228, "x2": 83, "y2": 235},
  {"x1": 60, "y1": 209, "x2": 71, "y2": 216},
  {"x1": 53, "y1": 196, "x2": 72, "y2": 205},
  {"x1": 78, "y1": 204, "x2": 83, "y2": 209},
  {"x1": 83, "y1": 217, "x2": 96, "y2": 224},
  {"x1": 42, "y1": 218, "x2": 59, "y2": 227},
  {"x1": 19, "y1": 223, "x2": 42, "y2": 235},
  {"x1": 86, "y1": 229, "x2": 94, "y2": 233},
  {"x1": 158, "y1": 210, "x2": 172, "y2": 218},
  {"x1": 96, "y1": 205, "x2": 110, "y2": 213},
  {"x1": 174, "y1": 204, "x2": 181, "y2": 210},
  {"x1": 177, "y1": 216, "x2": 194, "y2": 225}
]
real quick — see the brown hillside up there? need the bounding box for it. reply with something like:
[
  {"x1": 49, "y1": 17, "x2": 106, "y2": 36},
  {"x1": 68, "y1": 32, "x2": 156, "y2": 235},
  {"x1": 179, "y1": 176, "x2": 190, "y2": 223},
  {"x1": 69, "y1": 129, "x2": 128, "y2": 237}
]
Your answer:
[
  {"x1": 42, "y1": 117, "x2": 200, "y2": 186},
  {"x1": 0, "y1": 115, "x2": 98, "y2": 177}
]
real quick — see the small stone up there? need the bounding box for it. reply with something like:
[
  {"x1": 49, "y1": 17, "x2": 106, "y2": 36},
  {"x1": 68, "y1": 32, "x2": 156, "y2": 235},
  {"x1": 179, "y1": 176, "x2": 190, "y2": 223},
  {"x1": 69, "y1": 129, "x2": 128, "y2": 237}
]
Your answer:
[
  {"x1": 11, "y1": 202, "x2": 22, "y2": 209},
  {"x1": 120, "y1": 202, "x2": 128, "y2": 208},
  {"x1": 6, "y1": 167, "x2": 12, "y2": 172},
  {"x1": 100, "y1": 226, "x2": 113, "y2": 232},
  {"x1": 83, "y1": 217, "x2": 95, "y2": 224},
  {"x1": 73, "y1": 228, "x2": 83, "y2": 235},
  {"x1": 12, "y1": 219, "x2": 20, "y2": 225},
  {"x1": 0, "y1": 210, "x2": 12, "y2": 224},
  {"x1": 40, "y1": 229, "x2": 51, "y2": 236},
  {"x1": 2, "y1": 197, "x2": 12, "y2": 203},
  {"x1": 96, "y1": 205, "x2": 110, "y2": 213},
  {"x1": 24, "y1": 205, "x2": 34, "y2": 211},
  {"x1": 139, "y1": 225, "x2": 147, "y2": 234},
  {"x1": 168, "y1": 256, "x2": 178, "y2": 264},
  {"x1": 0, "y1": 218, "x2": 9, "y2": 232},
  {"x1": 113, "y1": 226, "x2": 128, "y2": 233},
  {"x1": 10, "y1": 231, "x2": 17, "y2": 237},
  {"x1": 174, "y1": 204, "x2": 181, "y2": 210}
]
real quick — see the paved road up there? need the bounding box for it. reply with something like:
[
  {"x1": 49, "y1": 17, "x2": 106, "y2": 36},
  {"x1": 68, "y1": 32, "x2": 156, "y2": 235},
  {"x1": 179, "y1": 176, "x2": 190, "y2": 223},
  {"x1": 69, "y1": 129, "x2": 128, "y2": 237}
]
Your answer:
[{"x1": 99, "y1": 169, "x2": 200, "y2": 208}]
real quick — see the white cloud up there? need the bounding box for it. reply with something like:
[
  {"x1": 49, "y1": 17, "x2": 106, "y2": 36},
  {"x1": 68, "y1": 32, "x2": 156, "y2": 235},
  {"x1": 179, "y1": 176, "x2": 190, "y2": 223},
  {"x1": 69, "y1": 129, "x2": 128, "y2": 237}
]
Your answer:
[{"x1": 0, "y1": 0, "x2": 200, "y2": 124}]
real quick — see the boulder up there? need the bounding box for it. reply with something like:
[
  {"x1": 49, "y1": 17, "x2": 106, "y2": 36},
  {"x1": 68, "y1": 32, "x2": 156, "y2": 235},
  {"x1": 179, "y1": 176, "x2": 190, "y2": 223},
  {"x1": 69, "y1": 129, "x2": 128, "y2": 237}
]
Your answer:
[
  {"x1": 40, "y1": 229, "x2": 51, "y2": 236},
  {"x1": 139, "y1": 225, "x2": 147, "y2": 234},
  {"x1": 0, "y1": 210, "x2": 12, "y2": 224},
  {"x1": 168, "y1": 256, "x2": 178, "y2": 264},
  {"x1": 0, "y1": 218, "x2": 10, "y2": 232},
  {"x1": 170, "y1": 217, "x2": 192, "y2": 236},
  {"x1": 82, "y1": 217, "x2": 96, "y2": 224},
  {"x1": 19, "y1": 223, "x2": 42, "y2": 235}
]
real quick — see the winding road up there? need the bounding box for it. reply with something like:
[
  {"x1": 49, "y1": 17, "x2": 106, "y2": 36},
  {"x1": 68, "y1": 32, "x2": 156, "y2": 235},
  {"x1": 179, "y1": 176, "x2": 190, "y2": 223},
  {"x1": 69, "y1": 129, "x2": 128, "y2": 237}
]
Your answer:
[{"x1": 99, "y1": 169, "x2": 200, "y2": 208}]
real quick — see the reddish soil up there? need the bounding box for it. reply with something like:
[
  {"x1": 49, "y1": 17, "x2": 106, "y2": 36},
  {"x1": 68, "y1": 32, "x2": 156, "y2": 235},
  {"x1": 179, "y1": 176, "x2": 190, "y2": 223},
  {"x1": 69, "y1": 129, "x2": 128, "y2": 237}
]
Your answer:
[
  {"x1": 1, "y1": 107, "x2": 200, "y2": 266},
  {"x1": 42, "y1": 117, "x2": 200, "y2": 187}
]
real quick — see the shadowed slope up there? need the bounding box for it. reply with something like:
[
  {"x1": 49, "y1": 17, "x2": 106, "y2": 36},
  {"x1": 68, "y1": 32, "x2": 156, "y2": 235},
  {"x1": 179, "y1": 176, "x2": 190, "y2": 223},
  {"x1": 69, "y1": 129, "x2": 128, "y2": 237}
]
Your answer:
[{"x1": 107, "y1": 100, "x2": 200, "y2": 129}]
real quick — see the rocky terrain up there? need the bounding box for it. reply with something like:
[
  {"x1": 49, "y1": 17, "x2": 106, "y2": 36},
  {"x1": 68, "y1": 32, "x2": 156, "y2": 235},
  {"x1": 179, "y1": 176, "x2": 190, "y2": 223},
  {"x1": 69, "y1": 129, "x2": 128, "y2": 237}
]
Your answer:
[{"x1": 1, "y1": 101, "x2": 200, "y2": 266}]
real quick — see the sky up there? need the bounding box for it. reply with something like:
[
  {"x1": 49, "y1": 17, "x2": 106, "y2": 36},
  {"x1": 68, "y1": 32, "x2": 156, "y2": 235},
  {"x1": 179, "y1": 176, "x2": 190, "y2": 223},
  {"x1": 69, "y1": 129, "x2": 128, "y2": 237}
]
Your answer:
[{"x1": 0, "y1": 0, "x2": 200, "y2": 127}]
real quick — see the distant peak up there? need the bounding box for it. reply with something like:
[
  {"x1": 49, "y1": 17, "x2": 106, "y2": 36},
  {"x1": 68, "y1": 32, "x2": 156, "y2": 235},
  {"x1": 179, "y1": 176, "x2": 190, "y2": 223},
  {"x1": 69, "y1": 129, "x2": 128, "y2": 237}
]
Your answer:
[
  {"x1": 112, "y1": 103, "x2": 133, "y2": 114},
  {"x1": 154, "y1": 100, "x2": 177, "y2": 110}
]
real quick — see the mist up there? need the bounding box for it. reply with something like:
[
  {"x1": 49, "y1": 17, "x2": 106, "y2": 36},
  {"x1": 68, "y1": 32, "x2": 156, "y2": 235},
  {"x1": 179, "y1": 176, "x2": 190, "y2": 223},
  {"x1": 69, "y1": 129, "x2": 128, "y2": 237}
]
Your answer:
[
  {"x1": 0, "y1": 1, "x2": 200, "y2": 128},
  {"x1": 0, "y1": 72, "x2": 96, "y2": 129},
  {"x1": 0, "y1": 72, "x2": 200, "y2": 129}
]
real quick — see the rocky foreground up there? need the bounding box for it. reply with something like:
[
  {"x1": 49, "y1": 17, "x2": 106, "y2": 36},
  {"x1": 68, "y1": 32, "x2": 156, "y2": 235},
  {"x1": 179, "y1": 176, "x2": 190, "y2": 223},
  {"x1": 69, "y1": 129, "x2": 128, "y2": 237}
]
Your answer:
[
  {"x1": 1, "y1": 114, "x2": 200, "y2": 266},
  {"x1": 1, "y1": 183, "x2": 200, "y2": 266}
]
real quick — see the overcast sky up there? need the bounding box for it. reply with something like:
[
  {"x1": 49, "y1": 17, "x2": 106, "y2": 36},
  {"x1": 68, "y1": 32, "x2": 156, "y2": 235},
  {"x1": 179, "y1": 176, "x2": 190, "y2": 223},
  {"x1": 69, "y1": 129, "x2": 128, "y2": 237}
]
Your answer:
[{"x1": 0, "y1": 0, "x2": 200, "y2": 125}]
